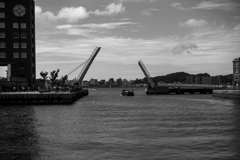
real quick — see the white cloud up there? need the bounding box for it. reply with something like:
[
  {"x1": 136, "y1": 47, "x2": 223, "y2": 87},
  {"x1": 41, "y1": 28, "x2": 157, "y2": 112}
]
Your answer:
[
  {"x1": 233, "y1": 24, "x2": 240, "y2": 30},
  {"x1": 179, "y1": 19, "x2": 209, "y2": 28},
  {"x1": 190, "y1": 0, "x2": 240, "y2": 11},
  {"x1": 91, "y1": 3, "x2": 125, "y2": 16},
  {"x1": 56, "y1": 22, "x2": 137, "y2": 37},
  {"x1": 119, "y1": 0, "x2": 157, "y2": 2},
  {"x1": 35, "y1": 3, "x2": 125, "y2": 24},
  {"x1": 141, "y1": 8, "x2": 160, "y2": 16},
  {"x1": 172, "y1": 42, "x2": 198, "y2": 55},
  {"x1": 171, "y1": 0, "x2": 240, "y2": 11},
  {"x1": 170, "y1": 2, "x2": 186, "y2": 10},
  {"x1": 57, "y1": 7, "x2": 89, "y2": 23}
]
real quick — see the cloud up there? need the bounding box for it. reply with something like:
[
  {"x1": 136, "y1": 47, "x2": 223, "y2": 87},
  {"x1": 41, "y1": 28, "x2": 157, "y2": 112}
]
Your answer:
[
  {"x1": 170, "y1": 2, "x2": 186, "y2": 10},
  {"x1": 190, "y1": 0, "x2": 240, "y2": 11},
  {"x1": 233, "y1": 24, "x2": 240, "y2": 30},
  {"x1": 141, "y1": 8, "x2": 160, "y2": 16},
  {"x1": 35, "y1": 3, "x2": 125, "y2": 23},
  {"x1": 171, "y1": 0, "x2": 240, "y2": 11},
  {"x1": 56, "y1": 22, "x2": 137, "y2": 37},
  {"x1": 91, "y1": 3, "x2": 125, "y2": 16},
  {"x1": 119, "y1": 0, "x2": 157, "y2": 2},
  {"x1": 57, "y1": 7, "x2": 89, "y2": 23},
  {"x1": 179, "y1": 19, "x2": 209, "y2": 28},
  {"x1": 172, "y1": 42, "x2": 198, "y2": 54}
]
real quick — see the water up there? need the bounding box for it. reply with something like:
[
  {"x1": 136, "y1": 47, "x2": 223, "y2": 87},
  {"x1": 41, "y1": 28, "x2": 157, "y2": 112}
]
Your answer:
[{"x1": 0, "y1": 88, "x2": 240, "y2": 160}]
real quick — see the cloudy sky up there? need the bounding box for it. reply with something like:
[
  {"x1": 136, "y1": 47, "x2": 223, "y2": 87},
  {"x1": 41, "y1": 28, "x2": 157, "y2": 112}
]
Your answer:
[{"x1": 33, "y1": 0, "x2": 240, "y2": 80}]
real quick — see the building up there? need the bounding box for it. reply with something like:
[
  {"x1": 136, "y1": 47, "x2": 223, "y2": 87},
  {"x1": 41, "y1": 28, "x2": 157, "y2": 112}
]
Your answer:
[
  {"x1": 89, "y1": 78, "x2": 98, "y2": 85},
  {"x1": 122, "y1": 79, "x2": 129, "y2": 87},
  {"x1": 116, "y1": 78, "x2": 122, "y2": 87},
  {"x1": 186, "y1": 76, "x2": 193, "y2": 84},
  {"x1": 0, "y1": 0, "x2": 36, "y2": 89},
  {"x1": 202, "y1": 77, "x2": 210, "y2": 85},
  {"x1": 211, "y1": 76, "x2": 220, "y2": 85},
  {"x1": 195, "y1": 76, "x2": 200, "y2": 84},
  {"x1": 233, "y1": 57, "x2": 240, "y2": 86}
]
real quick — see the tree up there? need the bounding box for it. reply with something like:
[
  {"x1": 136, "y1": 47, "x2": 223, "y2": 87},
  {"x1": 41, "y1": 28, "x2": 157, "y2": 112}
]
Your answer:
[
  {"x1": 49, "y1": 69, "x2": 60, "y2": 87},
  {"x1": 59, "y1": 75, "x2": 68, "y2": 86},
  {"x1": 40, "y1": 71, "x2": 48, "y2": 88}
]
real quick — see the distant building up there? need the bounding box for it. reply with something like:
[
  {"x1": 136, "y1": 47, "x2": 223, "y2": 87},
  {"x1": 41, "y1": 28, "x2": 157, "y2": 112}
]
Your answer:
[
  {"x1": 109, "y1": 78, "x2": 114, "y2": 86},
  {"x1": 195, "y1": 76, "x2": 200, "y2": 84},
  {"x1": 90, "y1": 78, "x2": 98, "y2": 85},
  {"x1": 122, "y1": 79, "x2": 129, "y2": 87},
  {"x1": 211, "y1": 76, "x2": 220, "y2": 85},
  {"x1": 186, "y1": 76, "x2": 193, "y2": 84},
  {"x1": 117, "y1": 78, "x2": 122, "y2": 87},
  {"x1": 202, "y1": 77, "x2": 210, "y2": 85},
  {"x1": 0, "y1": 0, "x2": 36, "y2": 89},
  {"x1": 233, "y1": 57, "x2": 240, "y2": 86}
]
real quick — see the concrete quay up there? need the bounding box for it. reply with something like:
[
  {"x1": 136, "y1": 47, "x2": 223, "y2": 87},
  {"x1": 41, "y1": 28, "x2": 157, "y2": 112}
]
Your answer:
[
  {"x1": 0, "y1": 89, "x2": 88, "y2": 105},
  {"x1": 212, "y1": 90, "x2": 240, "y2": 99}
]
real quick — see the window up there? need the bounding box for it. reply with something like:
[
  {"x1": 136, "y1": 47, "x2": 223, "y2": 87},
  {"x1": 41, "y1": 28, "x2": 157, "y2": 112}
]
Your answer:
[
  {"x1": 0, "y1": 12, "x2": 5, "y2": 18},
  {"x1": 21, "y1": 32, "x2": 27, "y2": 38},
  {"x1": 21, "y1": 23, "x2": 26, "y2": 29},
  {"x1": 0, "y1": 22, "x2": 5, "y2": 28},
  {"x1": 0, "y1": 2, "x2": 5, "y2": 8},
  {"x1": 13, "y1": 43, "x2": 19, "y2": 48},
  {"x1": 13, "y1": 32, "x2": 19, "y2": 38},
  {"x1": 21, "y1": 52, "x2": 27, "y2": 58},
  {"x1": 21, "y1": 43, "x2": 27, "y2": 48},
  {"x1": 0, "y1": 32, "x2": 5, "y2": 38},
  {"x1": 0, "y1": 42, "x2": 5, "y2": 48},
  {"x1": 13, "y1": 52, "x2": 19, "y2": 58},
  {"x1": 0, "y1": 52, "x2": 6, "y2": 58},
  {"x1": 13, "y1": 23, "x2": 19, "y2": 28}
]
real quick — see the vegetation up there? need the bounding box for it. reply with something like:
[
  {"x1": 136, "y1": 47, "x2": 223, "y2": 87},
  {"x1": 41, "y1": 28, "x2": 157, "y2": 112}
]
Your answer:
[
  {"x1": 49, "y1": 69, "x2": 60, "y2": 87},
  {"x1": 59, "y1": 75, "x2": 68, "y2": 86},
  {"x1": 134, "y1": 72, "x2": 233, "y2": 84},
  {"x1": 40, "y1": 71, "x2": 48, "y2": 88}
]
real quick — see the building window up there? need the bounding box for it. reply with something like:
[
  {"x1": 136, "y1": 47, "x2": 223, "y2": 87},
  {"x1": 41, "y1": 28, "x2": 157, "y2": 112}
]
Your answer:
[
  {"x1": 0, "y1": 12, "x2": 5, "y2": 18},
  {"x1": 13, "y1": 43, "x2": 19, "y2": 48},
  {"x1": 0, "y1": 52, "x2": 6, "y2": 58},
  {"x1": 21, "y1": 43, "x2": 27, "y2": 48},
  {"x1": 21, "y1": 52, "x2": 27, "y2": 58},
  {"x1": 0, "y1": 32, "x2": 5, "y2": 38},
  {"x1": 0, "y1": 2, "x2": 5, "y2": 8},
  {"x1": 13, "y1": 32, "x2": 19, "y2": 38},
  {"x1": 21, "y1": 23, "x2": 26, "y2": 29},
  {"x1": 13, "y1": 52, "x2": 19, "y2": 58},
  {"x1": 0, "y1": 42, "x2": 5, "y2": 48},
  {"x1": 13, "y1": 23, "x2": 19, "y2": 28},
  {"x1": 0, "y1": 22, "x2": 5, "y2": 28},
  {"x1": 21, "y1": 32, "x2": 27, "y2": 38}
]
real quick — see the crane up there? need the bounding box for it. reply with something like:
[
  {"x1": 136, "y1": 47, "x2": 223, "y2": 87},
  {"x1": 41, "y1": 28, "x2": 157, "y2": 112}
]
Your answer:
[
  {"x1": 67, "y1": 47, "x2": 101, "y2": 86},
  {"x1": 138, "y1": 60, "x2": 155, "y2": 88}
]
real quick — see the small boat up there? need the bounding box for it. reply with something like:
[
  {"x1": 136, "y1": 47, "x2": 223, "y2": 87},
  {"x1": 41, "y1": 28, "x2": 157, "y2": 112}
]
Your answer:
[{"x1": 121, "y1": 89, "x2": 134, "y2": 96}]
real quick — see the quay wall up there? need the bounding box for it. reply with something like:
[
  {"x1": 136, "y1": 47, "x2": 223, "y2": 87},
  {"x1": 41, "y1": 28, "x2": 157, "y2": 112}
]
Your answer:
[
  {"x1": 0, "y1": 90, "x2": 88, "y2": 105},
  {"x1": 212, "y1": 90, "x2": 240, "y2": 99}
]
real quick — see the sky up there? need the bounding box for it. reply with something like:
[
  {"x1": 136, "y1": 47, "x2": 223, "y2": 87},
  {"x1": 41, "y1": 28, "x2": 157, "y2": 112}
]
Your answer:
[{"x1": 5, "y1": 0, "x2": 240, "y2": 81}]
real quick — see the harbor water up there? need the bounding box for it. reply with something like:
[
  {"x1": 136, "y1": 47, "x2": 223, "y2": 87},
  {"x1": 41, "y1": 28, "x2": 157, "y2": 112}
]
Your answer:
[{"x1": 0, "y1": 88, "x2": 240, "y2": 160}]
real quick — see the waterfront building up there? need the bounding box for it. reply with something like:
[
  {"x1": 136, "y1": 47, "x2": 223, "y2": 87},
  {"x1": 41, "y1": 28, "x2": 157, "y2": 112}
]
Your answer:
[
  {"x1": 202, "y1": 77, "x2": 210, "y2": 85},
  {"x1": 108, "y1": 78, "x2": 114, "y2": 86},
  {"x1": 90, "y1": 78, "x2": 98, "y2": 85},
  {"x1": 211, "y1": 76, "x2": 220, "y2": 85},
  {"x1": 122, "y1": 79, "x2": 129, "y2": 87},
  {"x1": 0, "y1": 0, "x2": 36, "y2": 89},
  {"x1": 186, "y1": 76, "x2": 193, "y2": 84},
  {"x1": 195, "y1": 76, "x2": 200, "y2": 84},
  {"x1": 117, "y1": 78, "x2": 122, "y2": 87},
  {"x1": 233, "y1": 57, "x2": 240, "y2": 86}
]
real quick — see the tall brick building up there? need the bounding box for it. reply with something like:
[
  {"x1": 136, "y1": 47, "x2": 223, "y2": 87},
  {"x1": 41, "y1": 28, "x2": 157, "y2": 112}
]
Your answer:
[
  {"x1": 0, "y1": 0, "x2": 36, "y2": 89},
  {"x1": 233, "y1": 57, "x2": 240, "y2": 86}
]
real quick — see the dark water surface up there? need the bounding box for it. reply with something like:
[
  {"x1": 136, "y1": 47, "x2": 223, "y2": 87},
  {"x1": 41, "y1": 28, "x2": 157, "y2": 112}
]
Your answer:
[{"x1": 0, "y1": 88, "x2": 240, "y2": 160}]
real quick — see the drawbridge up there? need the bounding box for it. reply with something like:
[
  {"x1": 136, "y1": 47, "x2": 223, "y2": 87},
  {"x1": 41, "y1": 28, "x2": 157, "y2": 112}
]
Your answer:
[{"x1": 67, "y1": 47, "x2": 101, "y2": 86}]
